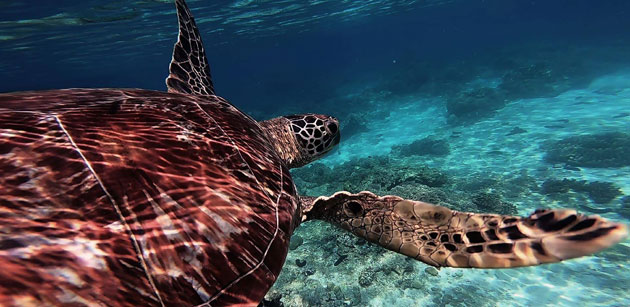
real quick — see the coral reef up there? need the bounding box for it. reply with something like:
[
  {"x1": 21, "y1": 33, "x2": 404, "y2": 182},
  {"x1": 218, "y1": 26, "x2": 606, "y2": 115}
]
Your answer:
[
  {"x1": 292, "y1": 156, "x2": 450, "y2": 197},
  {"x1": 293, "y1": 156, "x2": 526, "y2": 215},
  {"x1": 572, "y1": 181, "x2": 623, "y2": 204},
  {"x1": 431, "y1": 282, "x2": 506, "y2": 307},
  {"x1": 544, "y1": 132, "x2": 630, "y2": 168},
  {"x1": 540, "y1": 178, "x2": 622, "y2": 204},
  {"x1": 333, "y1": 156, "x2": 449, "y2": 192},
  {"x1": 453, "y1": 171, "x2": 539, "y2": 201},
  {"x1": 471, "y1": 192, "x2": 518, "y2": 215},
  {"x1": 540, "y1": 178, "x2": 572, "y2": 194},
  {"x1": 391, "y1": 137, "x2": 450, "y2": 157},
  {"x1": 499, "y1": 63, "x2": 570, "y2": 99},
  {"x1": 446, "y1": 87, "x2": 506, "y2": 124},
  {"x1": 387, "y1": 184, "x2": 452, "y2": 206},
  {"x1": 293, "y1": 162, "x2": 332, "y2": 184},
  {"x1": 441, "y1": 58, "x2": 599, "y2": 126}
]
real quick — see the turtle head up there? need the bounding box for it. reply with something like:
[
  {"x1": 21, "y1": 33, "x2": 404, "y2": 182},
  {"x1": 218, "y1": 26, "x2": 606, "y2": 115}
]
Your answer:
[
  {"x1": 285, "y1": 114, "x2": 340, "y2": 158},
  {"x1": 259, "y1": 114, "x2": 340, "y2": 168}
]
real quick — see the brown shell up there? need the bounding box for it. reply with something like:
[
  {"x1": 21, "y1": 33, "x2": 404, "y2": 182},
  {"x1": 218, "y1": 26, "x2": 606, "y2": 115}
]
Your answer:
[{"x1": 0, "y1": 88, "x2": 299, "y2": 306}]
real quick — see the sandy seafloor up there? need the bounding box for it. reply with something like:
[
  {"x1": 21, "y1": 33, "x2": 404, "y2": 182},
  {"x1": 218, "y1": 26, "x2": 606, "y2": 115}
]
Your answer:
[{"x1": 265, "y1": 70, "x2": 630, "y2": 307}]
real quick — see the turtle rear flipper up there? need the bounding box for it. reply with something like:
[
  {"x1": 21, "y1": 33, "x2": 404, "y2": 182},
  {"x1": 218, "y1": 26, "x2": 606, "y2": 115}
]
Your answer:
[{"x1": 303, "y1": 192, "x2": 628, "y2": 268}]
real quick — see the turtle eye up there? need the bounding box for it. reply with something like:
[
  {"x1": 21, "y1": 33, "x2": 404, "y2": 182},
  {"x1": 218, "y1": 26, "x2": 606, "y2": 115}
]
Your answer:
[
  {"x1": 344, "y1": 201, "x2": 363, "y2": 217},
  {"x1": 327, "y1": 122, "x2": 338, "y2": 134}
]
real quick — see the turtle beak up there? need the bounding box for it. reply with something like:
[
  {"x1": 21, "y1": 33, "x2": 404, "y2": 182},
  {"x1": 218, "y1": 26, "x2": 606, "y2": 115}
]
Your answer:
[
  {"x1": 327, "y1": 117, "x2": 340, "y2": 147},
  {"x1": 333, "y1": 130, "x2": 341, "y2": 146}
]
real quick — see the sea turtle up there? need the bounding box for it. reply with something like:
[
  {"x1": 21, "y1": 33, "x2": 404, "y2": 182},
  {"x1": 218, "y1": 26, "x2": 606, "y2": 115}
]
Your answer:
[{"x1": 0, "y1": 0, "x2": 627, "y2": 306}]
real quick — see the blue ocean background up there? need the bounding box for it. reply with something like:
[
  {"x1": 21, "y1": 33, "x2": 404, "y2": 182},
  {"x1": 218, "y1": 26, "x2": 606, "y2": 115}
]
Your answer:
[{"x1": 1, "y1": 0, "x2": 629, "y2": 306}]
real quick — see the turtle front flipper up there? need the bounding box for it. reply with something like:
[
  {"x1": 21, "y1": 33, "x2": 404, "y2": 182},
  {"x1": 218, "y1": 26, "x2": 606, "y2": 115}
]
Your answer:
[{"x1": 302, "y1": 191, "x2": 628, "y2": 268}]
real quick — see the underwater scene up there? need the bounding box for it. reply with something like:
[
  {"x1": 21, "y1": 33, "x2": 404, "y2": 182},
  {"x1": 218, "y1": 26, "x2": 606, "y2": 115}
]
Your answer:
[{"x1": 1, "y1": 0, "x2": 629, "y2": 306}]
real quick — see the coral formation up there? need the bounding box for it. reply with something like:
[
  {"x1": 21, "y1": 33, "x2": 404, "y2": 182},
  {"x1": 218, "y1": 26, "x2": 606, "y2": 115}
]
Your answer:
[
  {"x1": 499, "y1": 63, "x2": 569, "y2": 99},
  {"x1": 573, "y1": 181, "x2": 623, "y2": 204},
  {"x1": 544, "y1": 132, "x2": 630, "y2": 168},
  {"x1": 540, "y1": 178, "x2": 572, "y2": 194},
  {"x1": 540, "y1": 178, "x2": 622, "y2": 204},
  {"x1": 471, "y1": 192, "x2": 518, "y2": 215},
  {"x1": 391, "y1": 137, "x2": 450, "y2": 157},
  {"x1": 294, "y1": 156, "x2": 526, "y2": 215},
  {"x1": 358, "y1": 268, "x2": 377, "y2": 288},
  {"x1": 453, "y1": 171, "x2": 539, "y2": 202},
  {"x1": 292, "y1": 156, "x2": 450, "y2": 196},
  {"x1": 293, "y1": 162, "x2": 332, "y2": 185},
  {"x1": 446, "y1": 87, "x2": 506, "y2": 124}
]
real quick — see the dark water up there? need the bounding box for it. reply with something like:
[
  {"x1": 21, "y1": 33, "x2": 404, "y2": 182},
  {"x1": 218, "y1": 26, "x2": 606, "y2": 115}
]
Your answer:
[
  {"x1": 1, "y1": 0, "x2": 630, "y2": 306},
  {"x1": 2, "y1": 0, "x2": 629, "y2": 115}
]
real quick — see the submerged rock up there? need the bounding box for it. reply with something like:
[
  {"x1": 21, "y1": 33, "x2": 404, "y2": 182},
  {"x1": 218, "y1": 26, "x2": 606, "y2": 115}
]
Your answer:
[
  {"x1": 258, "y1": 294, "x2": 284, "y2": 307},
  {"x1": 425, "y1": 267, "x2": 439, "y2": 276},
  {"x1": 295, "y1": 259, "x2": 307, "y2": 267},
  {"x1": 563, "y1": 165, "x2": 581, "y2": 171},
  {"x1": 620, "y1": 196, "x2": 630, "y2": 219},
  {"x1": 334, "y1": 255, "x2": 348, "y2": 266},
  {"x1": 289, "y1": 235, "x2": 304, "y2": 251},
  {"x1": 398, "y1": 276, "x2": 426, "y2": 290},
  {"x1": 341, "y1": 113, "x2": 368, "y2": 139},
  {"x1": 507, "y1": 127, "x2": 527, "y2": 135},
  {"x1": 303, "y1": 269, "x2": 316, "y2": 276}
]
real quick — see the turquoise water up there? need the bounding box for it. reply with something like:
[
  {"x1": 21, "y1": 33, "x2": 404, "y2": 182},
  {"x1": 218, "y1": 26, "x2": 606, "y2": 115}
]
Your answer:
[{"x1": 1, "y1": 0, "x2": 629, "y2": 306}]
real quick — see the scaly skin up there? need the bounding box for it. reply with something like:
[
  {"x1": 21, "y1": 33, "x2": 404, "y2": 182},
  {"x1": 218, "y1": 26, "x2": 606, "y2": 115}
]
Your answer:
[{"x1": 302, "y1": 191, "x2": 628, "y2": 268}]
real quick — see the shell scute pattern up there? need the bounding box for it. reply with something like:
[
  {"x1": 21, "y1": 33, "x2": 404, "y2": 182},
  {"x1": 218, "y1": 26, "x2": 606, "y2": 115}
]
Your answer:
[
  {"x1": 0, "y1": 108, "x2": 158, "y2": 305},
  {"x1": 0, "y1": 89, "x2": 297, "y2": 305}
]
